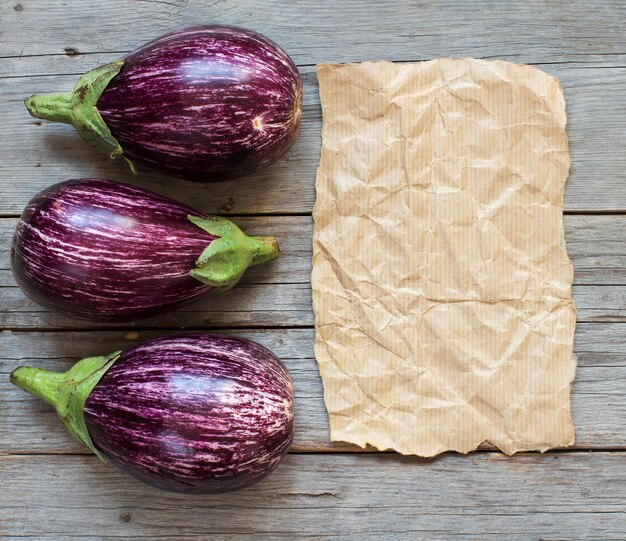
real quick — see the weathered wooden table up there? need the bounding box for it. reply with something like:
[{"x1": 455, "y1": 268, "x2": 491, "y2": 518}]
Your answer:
[{"x1": 1, "y1": 1, "x2": 625, "y2": 539}]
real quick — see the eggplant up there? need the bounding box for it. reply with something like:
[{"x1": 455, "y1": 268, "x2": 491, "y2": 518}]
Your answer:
[
  {"x1": 11, "y1": 178, "x2": 279, "y2": 321},
  {"x1": 24, "y1": 26, "x2": 302, "y2": 181},
  {"x1": 10, "y1": 333, "x2": 294, "y2": 493}
]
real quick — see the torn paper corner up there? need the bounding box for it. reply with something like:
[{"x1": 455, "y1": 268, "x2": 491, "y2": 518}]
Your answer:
[{"x1": 311, "y1": 58, "x2": 576, "y2": 457}]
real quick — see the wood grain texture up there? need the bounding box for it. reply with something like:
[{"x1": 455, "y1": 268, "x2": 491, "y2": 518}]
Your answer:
[
  {"x1": 2, "y1": 452, "x2": 626, "y2": 540},
  {"x1": 1, "y1": 324, "x2": 625, "y2": 454},
  {"x1": 3, "y1": 215, "x2": 625, "y2": 284},
  {"x1": 2, "y1": 0, "x2": 625, "y2": 63},
  {"x1": 3, "y1": 277, "x2": 624, "y2": 328},
  {"x1": 1, "y1": 215, "x2": 625, "y2": 329},
  {"x1": 1, "y1": 63, "x2": 625, "y2": 214}
]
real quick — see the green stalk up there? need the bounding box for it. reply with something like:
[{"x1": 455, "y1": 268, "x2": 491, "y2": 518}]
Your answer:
[
  {"x1": 24, "y1": 60, "x2": 136, "y2": 172},
  {"x1": 250, "y1": 236, "x2": 281, "y2": 266},
  {"x1": 10, "y1": 366, "x2": 64, "y2": 407},
  {"x1": 188, "y1": 216, "x2": 281, "y2": 291},
  {"x1": 10, "y1": 351, "x2": 121, "y2": 461},
  {"x1": 24, "y1": 93, "x2": 74, "y2": 125}
]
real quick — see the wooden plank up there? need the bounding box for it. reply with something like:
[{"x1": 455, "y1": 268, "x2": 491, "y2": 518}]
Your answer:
[
  {"x1": 2, "y1": 0, "x2": 625, "y2": 63},
  {"x1": 2, "y1": 279, "x2": 624, "y2": 328},
  {"x1": 1, "y1": 324, "x2": 625, "y2": 454},
  {"x1": 1, "y1": 215, "x2": 624, "y2": 329},
  {"x1": 3, "y1": 215, "x2": 626, "y2": 285},
  {"x1": 0, "y1": 216, "x2": 310, "y2": 282},
  {"x1": 565, "y1": 215, "x2": 626, "y2": 285},
  {"x1": 2, "y1": 214, "x2": 625, "y2": 285},
  {"x1": 0, "y1": 215, "x2": 315, "y2": 283},
  {"x1": 2, "y1": 452, "x2": 626, "y2": 540},
  {"x1": 1, "y1": 64, "x2": 625, "y2": 214},
  {"x1": 0, "y1": 281, "x2": 315, "y2": 328},
  {"x1": 3, "y1": 44, "x2": 626, "y2": 80}
]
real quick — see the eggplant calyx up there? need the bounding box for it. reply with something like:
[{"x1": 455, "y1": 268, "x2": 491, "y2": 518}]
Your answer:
[
  {"x1": 24, "y1": 60, "x2": 136, "y2": 173},
  {"x1": 10, "y1": 351, "x2": 122, "y2": 461},
  {"x1": 188, "y1": 215, "x2": 280, "y2": 291}
]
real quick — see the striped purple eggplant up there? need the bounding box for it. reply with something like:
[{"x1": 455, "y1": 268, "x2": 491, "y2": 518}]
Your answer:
[
  {"x1": 10, "y1": 333, "x2": 294, "y2": 493},
  {"x1": 11, "y1": 178, "x2": 279, "y2": 322},
  {"x1": 24, "y1": 26, "x2": 302, "y2": 181}
]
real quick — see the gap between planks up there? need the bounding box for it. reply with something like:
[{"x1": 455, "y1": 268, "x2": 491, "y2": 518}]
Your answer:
[
  {"x1": 4, "y1": 446, "x2": 626, "y2": 458},
  {"x1": 2, "y1": 56, "x2": 625, "y2": 69},
  {"x1": 1, "y1": 211, "x2": 626, "y2": 219},
  {"x1": 1, "y1": 322, "x2": 625, "y2": 334}
]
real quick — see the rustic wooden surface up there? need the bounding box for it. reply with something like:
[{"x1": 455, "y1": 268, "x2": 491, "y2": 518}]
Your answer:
[{"x1": 1, "y1": 1, "x2": 625, "y2": 539}]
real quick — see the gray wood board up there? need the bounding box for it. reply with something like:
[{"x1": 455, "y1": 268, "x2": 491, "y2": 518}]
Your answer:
[
  {"x1": 1, "y1": 215, "x2": 624, "y2": 329},
  {"x1": 3, "y1": 280, "x2": 625, "y2": 328},
  {"x1": 1, "y1": 64, "x2": 625, "y2": 214},
  {"x1": 2, "y1": 0, "x2": 625, "y2": 63},
  {"x1": 2, "y1": 215, "x2": 624, "y2": 284},
  {"x1": 2, "y1": 452, "x2": 626, "y2": 540},
  {"x1": 1, "y1": 324, "x2": 625, "y2": 453}
]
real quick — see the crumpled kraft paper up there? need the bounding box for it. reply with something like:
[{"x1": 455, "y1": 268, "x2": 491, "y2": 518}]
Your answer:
[{"x1": 312, "y1": 59, "x2": 577, "y2": 456}]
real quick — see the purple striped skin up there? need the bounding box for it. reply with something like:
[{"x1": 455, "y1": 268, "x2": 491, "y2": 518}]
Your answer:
[
  {"x1": 96, "y1": 26, "x2": 302, "y2": 181},
  {"x1": 83, "y1": 334, "x2": 294, "y2": 493},
  {"x1": 11, "y1": 179, "x2": 215, "y2": 322}
]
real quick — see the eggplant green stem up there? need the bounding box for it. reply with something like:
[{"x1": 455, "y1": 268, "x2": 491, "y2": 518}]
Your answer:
[
  {"x1": 10, "y1": 366, "x2": 64, "y2": 407},
  {"x1": 24, "y1": 60, "x2": 136, "y2": 173},
  {"x1": 24, "y1": 92, "x2": 74, "y2": 125},
  {"x1": 10, "y1": 351, "x2": 122, "y2": 461},
  {"x1": 251, "y1": 236, "x2": 281, "y2": 265},
  {"x1": 188, "y1": 215, "x2": 280, "y2": 291}
]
